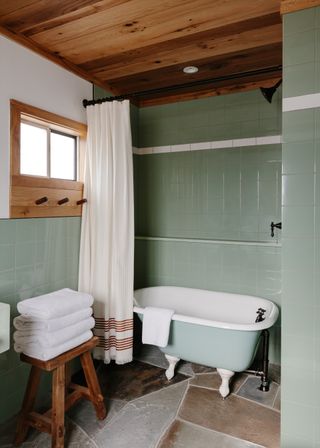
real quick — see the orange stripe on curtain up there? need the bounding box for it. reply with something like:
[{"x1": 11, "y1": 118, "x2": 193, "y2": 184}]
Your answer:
[
  {"x1": 94, "y1": 317, "x2": 134, "y2": 331},
  {"x1": 97, "y1": 335, "x2": 133, "y2": 351}
]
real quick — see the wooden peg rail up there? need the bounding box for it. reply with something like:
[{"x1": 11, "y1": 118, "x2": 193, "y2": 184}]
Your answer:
[
  {"x1": 76, "y1": 198, "x2": 87, "y2": 205},
  {"x1": 34, "y1": 197, "x2": 87, "y2": 206},
  {"x1": 57, "y1": 197, "x2": 69, "y2": 205},
  {"x1": 35, "y1": 196, "x2": 48, "y2": 205},
  {"x1": 10, "y1": 177, "x2": 86, "y2": 218}
]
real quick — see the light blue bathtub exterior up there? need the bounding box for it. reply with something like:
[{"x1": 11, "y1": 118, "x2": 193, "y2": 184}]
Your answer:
[
  {"x1": 134, "y1": 286, "x2": 279, "y2": 373},
  {"x1": 137, "y1": 314, "x2": 260, "y2": 372}
]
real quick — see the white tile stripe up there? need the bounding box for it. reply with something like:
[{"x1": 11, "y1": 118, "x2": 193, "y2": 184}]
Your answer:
[
  {"x1": 283, "y1": 93, "x2": 320, "y2": 112},
  {"x1": 133, "y1": 135, "x2": 281, "y2": 155},
  {"x1": 135, "y1": 236, "x2": 281, "y2": 247}
]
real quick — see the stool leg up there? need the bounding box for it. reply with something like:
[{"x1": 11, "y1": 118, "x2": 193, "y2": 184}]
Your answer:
[
  {"x1": 15, "y1": 366, "x2": 42, "y2": 446},
  {"x1": 80, "y1": 352, "x2": 106, "y2": 420},
  {"x1": 52, "y1": 365, "x2": 65, "y2": 448},
  {"x1": 65, "y1": 362, "x2": 71, "y2": 390}
]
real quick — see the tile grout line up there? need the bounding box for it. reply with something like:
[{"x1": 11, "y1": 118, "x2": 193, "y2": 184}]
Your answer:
[
  {"x1": 174, "y1": 417, "x2": 266, "y2": 448},
  {"x1": 231, "y1": 387, "x2": 281, "y2": 413},
  {"x1": 129, "y1": 376, "x2": 191, "y2": 405},
  {"x1": 184, "y1": 382, "x2": 280, "y2": 413},
  {"x1": 65, "y1": 416, "x2": 100, "y2": 448},
  {"x1": 154, "y1": 378, "x2": 191, "y2": 448},
  {"x1": 190, "y1": 370, "x2": 216, "y2": 376},
  {"x1": 271, "y1": 386, "x2": 280, "y2": 409},
  {"x1": 233, "y1": 375, "x2": 250, "y2": 394}
]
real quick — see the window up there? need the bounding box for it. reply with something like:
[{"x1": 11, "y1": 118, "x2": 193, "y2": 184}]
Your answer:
[
  {"x1": 10, "y1": 100, "x2": 87, "y2": 219},
  {"x1": 20, "y1": 121, "x2": 77, "y2": 180}
]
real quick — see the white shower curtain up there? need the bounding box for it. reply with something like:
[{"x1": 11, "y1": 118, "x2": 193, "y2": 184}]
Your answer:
[{"x1": 78, "y1": 100, "x2": 134, "y2": 364}]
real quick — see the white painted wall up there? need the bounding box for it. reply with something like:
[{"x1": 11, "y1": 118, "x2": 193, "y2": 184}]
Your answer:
[{"x1": 0, "y1": 35, "x2": 92, "y2": 218}]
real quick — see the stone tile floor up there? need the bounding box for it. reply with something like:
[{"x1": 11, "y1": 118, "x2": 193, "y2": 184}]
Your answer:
[{"x1": 0, "y1": 346, "x2": 280, "y2": 448}]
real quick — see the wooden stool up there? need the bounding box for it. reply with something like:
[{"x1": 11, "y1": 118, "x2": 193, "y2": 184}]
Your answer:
[{"x1": 15, "y1": 336, "x2": 106, "y2": 448}]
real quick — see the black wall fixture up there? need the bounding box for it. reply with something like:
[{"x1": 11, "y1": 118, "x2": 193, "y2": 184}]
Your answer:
[
  {"x1": 260, "y1": 79, "x2": 282, "y2": 103},
  {"x1": 270, "y1": 221, "x2": 282, "y2": 238}
]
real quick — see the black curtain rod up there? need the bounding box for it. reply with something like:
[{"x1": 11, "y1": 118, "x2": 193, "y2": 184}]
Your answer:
[{"x1": 82, "y1": 65, "x2": 282, "y2": 108}]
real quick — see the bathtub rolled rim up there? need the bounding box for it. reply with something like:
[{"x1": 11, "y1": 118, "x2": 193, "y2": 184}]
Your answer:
[{"x1": 133, "y1": 303, "x2": 279, "y2": 332}]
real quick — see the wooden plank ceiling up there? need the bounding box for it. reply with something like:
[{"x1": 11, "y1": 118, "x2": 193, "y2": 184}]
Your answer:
[{"x1": 0, "y1": 0, "x2": 282, "y2": 106}]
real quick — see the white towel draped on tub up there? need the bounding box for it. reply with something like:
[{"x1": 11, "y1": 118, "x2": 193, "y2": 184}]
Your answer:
[
  {"x1": 13, "y1": 308, "x2": 93, "y2": 332},
  {"x1": 142, "y1": 307, "x2": 174, "y2": 348},
  {"x1": 13, "y1": 317, "x2": 95, "y2": 348},
  {"x1": 17, "y1": 289, "x2": 93, "y2": 320},
  {"x1": 14, "y1": 330, "x2": 93, "y2": 361}
]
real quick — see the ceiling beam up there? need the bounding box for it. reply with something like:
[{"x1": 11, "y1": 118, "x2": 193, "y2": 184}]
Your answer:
[{"x1": 138, "y1": 76, "x2": 282, "y2": 107}]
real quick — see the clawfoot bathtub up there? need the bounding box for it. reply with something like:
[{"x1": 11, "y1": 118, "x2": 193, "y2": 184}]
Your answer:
[{"x1": 134, "y1": 286, "x2": 278, "y2": 398}]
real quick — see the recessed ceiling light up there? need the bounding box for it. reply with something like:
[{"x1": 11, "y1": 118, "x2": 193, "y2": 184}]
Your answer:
[{"x1": 183, "y1": 66, "x2": 199, "y2": 74}]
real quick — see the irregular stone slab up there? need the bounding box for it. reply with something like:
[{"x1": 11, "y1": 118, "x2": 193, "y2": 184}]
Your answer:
[
  {"x1": 32, "y1": 419, "x2": 95, "y2": 448},
  {"x1": 0, "y1": 415, "x2": 38, "y2": 447},
  {"x1": 94, "y1": 381, "x2": 188, "y2": 448},
  {"x1": 68, "y1": 398, "x2": 126, "y2": 438},
  {"x1": 159, "y1": 419, "x2": 265, "y2": 448},
  {"x1": 237, "y1": 377, "x2": 279, "y2": 408},
  {"x1": 190, "y1": 372, "x2": 247, "y2": 393},
  {"x1": 191, "y1": 363, "x2": 216, "y2": 374},
  {"x1": 179, "y1": 386, "x2": 280, "y2": 448},
  {"x1": 96, "y1": 360, "x2": 187, "y2": 401},
  {"x1": 134, "y1": 345, "x2": 168, "y2": 369},
  {"x1": 177, "y1": 361, "x2": 194, "y2": 377}
]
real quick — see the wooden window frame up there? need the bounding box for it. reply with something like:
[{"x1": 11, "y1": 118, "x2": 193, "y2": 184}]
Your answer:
[{"x1": 10, "y1": 99, "x2": 87, "y2": 218}]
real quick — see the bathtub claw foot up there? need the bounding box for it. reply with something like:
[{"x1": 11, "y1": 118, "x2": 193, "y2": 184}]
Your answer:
[
  {"x1": 165, "y1": 355, "x2": 180, "y2": 380},
  {"x1": 217, "y1": 368, "x2": 235, "y2": 398}
]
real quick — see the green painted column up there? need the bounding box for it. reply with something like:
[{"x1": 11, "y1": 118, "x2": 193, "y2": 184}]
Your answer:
[{"x1": 282, "y1": 6, "x2": 320, "y2": 447}]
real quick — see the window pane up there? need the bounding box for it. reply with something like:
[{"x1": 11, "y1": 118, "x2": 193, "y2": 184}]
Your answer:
[
  {"x1": 20, "y1": 122, "x2": 47, "y2": 176},
  {"x1": 50, "y1": 132, "x2": 76, "y2": 180}
]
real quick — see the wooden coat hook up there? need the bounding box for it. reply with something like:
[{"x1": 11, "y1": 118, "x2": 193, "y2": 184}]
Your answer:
[
  {"x1": 76, "y1": 198, "x2": 87, "y2": 205},
  {"x1": 35, "y1": 196, "x2": 48, "y2": 205},
  {"x1": 57, "y1": 197, "x2": 69, "y2": 205}
]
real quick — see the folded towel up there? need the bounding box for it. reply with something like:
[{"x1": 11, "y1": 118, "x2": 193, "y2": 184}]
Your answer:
[
  {"x1": 17, "y1": 289, "x2": 93, "y2": 320},
  {"x1": 13, "y1": 308, "x2": 93, "y2": 332},
  {"x1": 14, "y1": 330, "x2": 93, "y2": 361},
  {"x1": 142, "y1": 306, "x2": 174, "y2": 348},
  {"x1": 13, "y1": 317, "x2": 95, "y2": 348}
]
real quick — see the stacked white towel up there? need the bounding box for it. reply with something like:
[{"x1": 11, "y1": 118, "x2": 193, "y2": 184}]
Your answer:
[{"x1": 13, "y1": 288, "x2": 94, "y2": 361}]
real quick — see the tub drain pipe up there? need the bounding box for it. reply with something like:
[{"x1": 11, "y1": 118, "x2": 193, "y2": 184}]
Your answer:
[
  {"x1": 244, "y1": 330, "x2": 270, "y2": 392},
  {"x1": 259, "y1": 329, "x2": 270, "y2": 392}
]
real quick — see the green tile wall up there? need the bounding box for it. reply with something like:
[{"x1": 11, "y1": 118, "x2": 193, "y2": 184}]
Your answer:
[
  {"x1": 135, "y1": 144, "x2": 282, "y2": 242},
  {"x1": 283, "y1": 7, "x2": 320, "y2": 98},
  {"x1": 139, "y1": 88, "x2": 281, "y2": 147},
  {"x1": 0, "y1": 217, "x2": 81, "y2": 423},
  {"x1": 282, "y1": 7, "x2": 320, "y2": 447}
]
